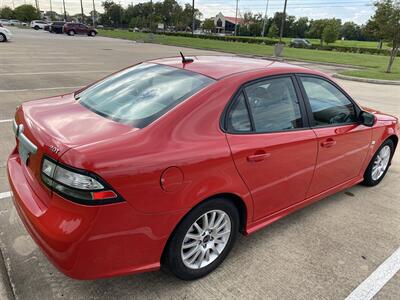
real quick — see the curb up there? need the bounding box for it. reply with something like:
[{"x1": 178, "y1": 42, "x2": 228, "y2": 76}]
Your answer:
[{"x1": 333, "y1": 73, "x2": 400, "y2": 85}]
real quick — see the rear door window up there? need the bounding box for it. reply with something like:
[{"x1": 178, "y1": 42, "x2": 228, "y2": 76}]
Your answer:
[{"x1": 76, "y1": 63, "x2": 215, "y2": 128}]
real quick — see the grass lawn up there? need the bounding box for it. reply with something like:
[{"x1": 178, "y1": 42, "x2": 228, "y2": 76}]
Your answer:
[{"x1": 98, "y1": 29, "x2": 400, "y2": 80}]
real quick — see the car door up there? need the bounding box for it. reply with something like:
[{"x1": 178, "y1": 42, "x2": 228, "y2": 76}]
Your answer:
[
  {"x1": 297, "y1": 75, "x2": 371, "y2": 197},
  {"x1": 224, "y1": 75, "x2": 318, "y2": 221}
]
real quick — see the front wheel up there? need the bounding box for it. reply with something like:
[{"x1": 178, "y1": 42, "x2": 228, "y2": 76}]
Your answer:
[
  {"x1": 34, "y1": 25, "x2": 39, "y2": 30},
  {"x1": 363, "y1": 139, "x2": 394, "y2": 186},
  {"x1": 0, "y1": 33, "x2": 6, "y2": 42},
  {"x1": 164, "y1": 198, "x2": 239, "y2": 280},
  {"x1": 89, "y1": 31, "x2": 96, "y2": 37},
  {"x1": 68, "y1": 30, "x2": 75, "y2": 36}
]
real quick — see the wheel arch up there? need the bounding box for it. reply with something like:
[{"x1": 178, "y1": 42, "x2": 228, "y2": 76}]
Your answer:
[
  {"x1": 160, "y1": 192, "x2": 248, "y2": 264},
  {"x1": 388, "y1": 134, "x2": 398, "y2": 152}
]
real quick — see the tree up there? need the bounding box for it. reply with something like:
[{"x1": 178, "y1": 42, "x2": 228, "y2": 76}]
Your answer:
[
  {"x1": 202, "y1": 18, "x2": 215, "y2": 32},
  {"x1": 0, "y1": 7, "x2": 14, "y2": 19},
  {"x1": 368, "y1": 0, "x2": 400, "y2": 73},
  {"x1": 341, "y1": 21, "x2": 361, "y2": 40},
  {"x1": 267, "y1": 23, "x2": 278, "y2": 38},
  {"x1": 293, "y1": 17, "x2": 309, "y2": 38},
  {"x1": 101, "y1": 1, "x2": 124, "y2": 27},
  {"x1": 307, "y1": 19, "x2": 327, "y2": 44},
  {"x1": 12, "y1": 5, "x2": 40, "y2": 22},
  {"x1": 323, "y1": 20, "x2": 340, "y2": 44}
]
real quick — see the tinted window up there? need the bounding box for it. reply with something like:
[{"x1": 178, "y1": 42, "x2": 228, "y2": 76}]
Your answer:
[
  {"x1": 227, "y1": 92, "x2": 251, "y2": 132},
  {"x1": 245, "y1": 77, "x2": 303, "y2": 132},
  {"x1": 300, "y1": 76, "x2": 357, "y2": 126},
  {"x1": 76, "y1": 63, "x2": 214, "y2": 128}
]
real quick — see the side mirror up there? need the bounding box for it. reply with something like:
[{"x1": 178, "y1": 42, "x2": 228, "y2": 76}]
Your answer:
[{"x1": 359, "y1": 111, "x2": 376, "y2": 127}]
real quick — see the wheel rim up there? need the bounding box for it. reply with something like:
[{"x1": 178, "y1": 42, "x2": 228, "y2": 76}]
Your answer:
[
  {"x1": 0, "y1": 35, "x2": 4, "y2": 42},
  {"x1": 181, "y1": 209, "x2": 231, "y2": 270},
  {"x1": 371, "y1": 145, "x2": 391, "y2": 181}
]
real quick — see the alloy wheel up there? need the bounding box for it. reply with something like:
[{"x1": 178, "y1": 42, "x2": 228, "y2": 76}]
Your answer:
[
  {"x1": 181, "y1": 210, "x2": 231, "y2": 269},
  {"x1": 371, "y1": 145, "x2": 391, "y2": 181}
]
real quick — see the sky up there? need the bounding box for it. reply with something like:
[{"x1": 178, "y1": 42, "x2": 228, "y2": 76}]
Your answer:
[{"x1": 0, "y1": 0, "x2": 375, "y2": 25}]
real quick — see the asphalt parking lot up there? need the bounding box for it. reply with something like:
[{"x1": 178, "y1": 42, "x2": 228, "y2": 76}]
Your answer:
[{"x1": 0, "y1": 28, "x2": 399, "y2": 300}]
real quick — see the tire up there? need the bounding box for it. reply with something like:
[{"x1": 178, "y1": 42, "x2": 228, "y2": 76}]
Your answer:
[
  {"x1": 0, "y1": 33, "x2": 6, "y2": 43},
  {"x1": 164, "y1": 198, "x2": 239, "y2": 280},
  {"x1": 34, "y1": 25, "x2": 39, "y2": 30},
  {"x1": 362, "y1": 139, "x2": 394, "y2": 186},
  {"x1": 68, "y1": 30, "x2": 75, "y2": 36},
  {"x1": 89, "y1": 31, "x2": 96, "y2": 37}
]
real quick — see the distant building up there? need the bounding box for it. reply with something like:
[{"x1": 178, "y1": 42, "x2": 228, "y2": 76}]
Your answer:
[{"x1": 213, "y1": 12, "x2": 244, "y2": 34}]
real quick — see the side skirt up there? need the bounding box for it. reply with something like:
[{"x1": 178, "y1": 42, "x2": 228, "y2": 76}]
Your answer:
[{"x1": 244, "y1": 176, "x2": 363, "y2": 235}]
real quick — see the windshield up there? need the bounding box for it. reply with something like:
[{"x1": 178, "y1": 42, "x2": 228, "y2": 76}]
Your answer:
[{"x1": 76, "y1": 63, "x2": 215, "y2": 128}]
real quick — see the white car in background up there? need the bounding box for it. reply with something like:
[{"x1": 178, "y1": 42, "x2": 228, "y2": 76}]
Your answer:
[
  {"x1": 0, "y1": 19, "x2": 11, "y2": 26},
  {"x1": 9, "y1": 19, "x2": 21, "y2": 26},
  {"x1": 30, "y1": 20, "x2": 47, "y2": 30},
  {"x1": 0, "y1": 24, "x2": 12, "y2": 42}
]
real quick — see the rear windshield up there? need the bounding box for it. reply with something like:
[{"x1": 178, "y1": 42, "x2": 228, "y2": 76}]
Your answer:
[{"x1": 76, "y1": 63, "x2": 215, "y2": 128}]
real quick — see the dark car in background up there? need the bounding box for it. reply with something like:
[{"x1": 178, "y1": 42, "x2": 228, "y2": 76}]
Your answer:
[
  {"x1": 63, "y1": 23, "x2": 97, "y2": 36},
  {"x1": 50, "y1": 21, "x2": 65, "y2": 34},
  {"x1": 290, "y1": 38, "x2": 313, "y2": 48}
]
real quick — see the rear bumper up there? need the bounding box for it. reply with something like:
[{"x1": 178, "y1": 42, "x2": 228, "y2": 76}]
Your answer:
[{"x1": 7, "y1": 153, "x2": 184, "y2": 279}]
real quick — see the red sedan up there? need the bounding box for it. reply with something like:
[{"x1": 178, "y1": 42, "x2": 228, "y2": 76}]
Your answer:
[{"x1": 7, "y1": 56, "x2": 399, "y2": 280}]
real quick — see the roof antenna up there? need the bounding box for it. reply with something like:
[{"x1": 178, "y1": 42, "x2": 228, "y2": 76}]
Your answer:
[{"x1": 180, "y1": 51, "x2": 194, "y2": 64}]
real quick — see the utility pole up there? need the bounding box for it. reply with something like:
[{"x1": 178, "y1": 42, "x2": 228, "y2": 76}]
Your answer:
[
  {"x1": 80, "y1": 0, "x2": 84, "y2": 23},
  {"x1": 234, "y1": 0, "x2": 239, "y2": 36},
  {"x1": 49, "y1": 0, "x2": 52, "y2": 20},
  {"x1": 62, "y1": 0, "x2": 66, "y2": 21},
  {"x1": 279, "y1": 0, "x2": 288, "y2": 43},
  {"x1": 261, "y1": 0, "x2": 269, "y2": 37},
  {"x1": 92, "y1": 0, "x2": 96, "y2": 27},
  {"x1": 192, "y1": 0, "x2": 195, "y2": 35}
]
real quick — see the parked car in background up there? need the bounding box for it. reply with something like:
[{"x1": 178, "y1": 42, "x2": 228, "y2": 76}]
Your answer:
[
  {"x1": 63, "y1": 22, "x2": 97, "y2": 36},
  {"x1": 290, "y1": 38, "x2": 313, "y2": 48},
  {"x1": 9, "y1": 19, "x2": 21, "y2": 26},
  {"x1": 30, "y1": 20, "x2": 47, "y2": 30},
  {"x1": 0, "y1": 19, "x2": 11, "y2": 26},
  {"x1": 7, "y1": 56, "x2": 399, "y2": 280},
  {"x1": 50, "y1": 21, "x2": 65, "y2": 33},
  {"x1": 44, "y1": 23, "x2": 51, "y2": 31},
  {"x1": 0, "y1": 24, "x2": 12, "y2": 42}
]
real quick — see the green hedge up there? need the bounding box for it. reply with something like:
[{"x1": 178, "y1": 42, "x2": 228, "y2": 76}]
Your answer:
[{"x1": 153, "y1": 31, "x2": 398, "y2": 57}]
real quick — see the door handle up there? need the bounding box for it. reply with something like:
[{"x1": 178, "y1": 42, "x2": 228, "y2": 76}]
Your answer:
[
  {"x1": 247, "y1": 152, "x2": 271, "y2": 162},
  {"x1": 321, "y1": 138, "x2": 336, "y2": 148}
]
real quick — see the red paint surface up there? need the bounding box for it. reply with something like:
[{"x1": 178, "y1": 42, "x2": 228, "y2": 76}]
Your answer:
[{"x1": 7, "y1": 56, "x2": 399, "y2": 279}]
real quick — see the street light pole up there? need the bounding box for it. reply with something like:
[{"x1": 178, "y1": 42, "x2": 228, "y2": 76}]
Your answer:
[
  {"x1": 80, "y1": 0, "x2": 84, "y2": 23},
  {"x1": 279, "y1": 0, "x2": 288, "y2": 43},
  {"x1": 49, "y1": 0, "x2": 52, "y2": 20},
  {"x1": 62, "y1": 0, "x2": 66, "y2": 21},
  {"x1": 261, "y1": 0, "x2": 269, "y2": 37},
  {"x1": 192, "y1": 0, "x2": 195, "y2": 35},
  {"x1": 150, "y1": 0, "x2": 153, "y2": 32},
  {"x1": 92, "y1": 0, "x2": 96, "y2": 27},
  {"x1": 234, "y1": 0, "x2": 239, "y2": 36}
]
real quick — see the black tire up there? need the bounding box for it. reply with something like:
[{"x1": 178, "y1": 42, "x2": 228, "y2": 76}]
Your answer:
[
  {"x1": 89, "y1": 31, "x2": 96, "y2": 37},
  {"x1": 0, "y1": 33, "x2": 6, "y2": 43},
  {"x1": 68, "y1": 30, "x2": 75, "y2": 36},
  {"x1": 164, "y1": 198, "x2": 239, "y2": 280},
  {"x1": 34, "y1": 25, "x2": 39, "y2": 30},
  {"x1": 362, "y1": 139, "x2": 394, "y2": 186}
]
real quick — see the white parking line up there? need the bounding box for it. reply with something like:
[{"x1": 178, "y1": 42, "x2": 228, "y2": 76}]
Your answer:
[
  {"x1": 0, "y1": 86, "x2": 83, "y2": 93},
  {"x1": 345, "y1": 247, "x2": 400, "y2": 300},
  {"x1": 0, "y1": 70, "x2": 112, "y2": 76},
  {"x1": 0, "y1": 192, "x2": 11, "y2": 200},
  {"x1": 0, "y1": 119, "x2": 13, "y2": 123}
]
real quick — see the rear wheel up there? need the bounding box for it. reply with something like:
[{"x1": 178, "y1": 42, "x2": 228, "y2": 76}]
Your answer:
[
  {"x1": 164, "y1": 198, "x2": 239, "y2": 280},
  {"x1": 0, "y1": 33, "x2": 6, "y2": 42},
  {"x1": 363, "y1": 139, "x2": 394, "y2": 186},
  {"x1": 34, "y1": 25, "x2": 39, "y2": 30}
]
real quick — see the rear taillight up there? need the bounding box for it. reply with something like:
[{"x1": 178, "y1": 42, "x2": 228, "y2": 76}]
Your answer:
[{"x1": 41, "y1": 156, "x2": 123, "y2": 205}]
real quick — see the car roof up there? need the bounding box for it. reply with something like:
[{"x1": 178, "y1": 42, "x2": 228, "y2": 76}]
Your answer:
[{"x1": 149, "y1": 55, "x2": 313, "y2": 80}]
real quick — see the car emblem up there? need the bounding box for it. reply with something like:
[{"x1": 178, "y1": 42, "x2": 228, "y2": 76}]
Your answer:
[
  {"x1": 49, "y1": 145, "x2": 60, "y2": 155},
  {"x1": 13, "y1": 120, "x2": 38, "y2": 165}
]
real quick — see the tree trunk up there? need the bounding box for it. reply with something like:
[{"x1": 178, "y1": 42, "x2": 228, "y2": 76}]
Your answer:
[{"x1": 386, "y1": 46, "x2": 399, "y2": 73}]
